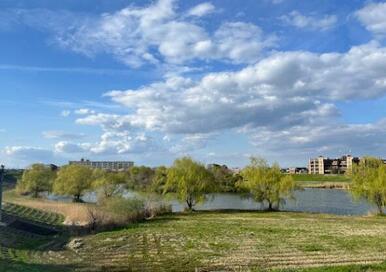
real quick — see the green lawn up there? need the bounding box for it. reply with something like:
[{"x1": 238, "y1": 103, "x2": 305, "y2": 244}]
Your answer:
[
  {"x1": 279, "y1": 262, "x2": 386, "y2": 272},
  {"x1": 74, "y1": 211, "x2": 386, "y2": 271},
  {"x1": 292, "y1": 174, "x2": 352, "y2": 189},
  {"x1": 1, "y1": 207, "x2": 385, "y2": 271},
  {"x1": 291, "y1": 174, "x2": 351, "y2": 183}
]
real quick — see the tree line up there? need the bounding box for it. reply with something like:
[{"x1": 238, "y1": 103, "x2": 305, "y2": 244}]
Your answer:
[{"x1": 16, "y1": 156, "x2": 386, "y2": 214}]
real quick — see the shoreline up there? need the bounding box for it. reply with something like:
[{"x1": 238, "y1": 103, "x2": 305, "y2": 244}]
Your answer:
[{"x1": 298, "y1": 181, "x2": 350, "y2": 190}]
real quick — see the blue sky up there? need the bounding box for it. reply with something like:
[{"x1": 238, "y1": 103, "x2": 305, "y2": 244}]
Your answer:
[{"x1": 1, "y1": 0, "x2": 386, "y2": 168}]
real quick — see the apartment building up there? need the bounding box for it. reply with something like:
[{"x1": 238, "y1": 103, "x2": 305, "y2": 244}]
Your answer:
[
  {"x1": 287, "y1": 167, "x2": 308, "y2": 174},
  {"x1": 69, "y1": 159, "x2": 134, "y2": 171},
  {"x1": 308, "y1": 155, "x2": 360, "y2": 175}
]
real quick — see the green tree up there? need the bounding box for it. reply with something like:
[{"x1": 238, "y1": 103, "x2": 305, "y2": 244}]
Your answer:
[
  {"x1": 150, "y1": 166, "x2": 168, "y2": 194},
  {"x1": 350, "y1": 157, "x2": 386, "y2": 215},
  {"x1": 164, "y1": 157, "x2": 215, "y2": 211},
  {"x1": 208, "y1": 164, "x2": 239, "y2": 192},
  {"x1": 17, "y1": 164, "x2": 55, "y2": 198},
  {"x1": 53, "y1": 164, "x2": 93, "y2": 202},
  {"x1": 238, "y1": 157, "x2": 296, "y2": 211},
  {"x1": 127, "y1": 166, "x2": 155, "y2": 191},
  {"x1": 93, "y1": 169, "x2": 127, "y2": 199}
]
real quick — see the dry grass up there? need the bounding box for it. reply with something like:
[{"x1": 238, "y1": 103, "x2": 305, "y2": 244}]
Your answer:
[
  {"x1": 4, "y1": 192, "x2": 91, "y2": 225},
  {"x1": 1, "y1": 208, "x2": 385, "y2": 271}
]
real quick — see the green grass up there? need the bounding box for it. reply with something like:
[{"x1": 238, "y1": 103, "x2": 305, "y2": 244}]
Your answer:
[
  {"x1": 291, "y1": 174, "x2": 351, "y2": 183},
  {"x1": 0, "y1": 206, "x2": 76, "y2": 272},
  {"x1": 74, "y1": 211, "x2": 386, "y2": 271},
  {"x1": 2, "y1": 203, "x2": 65, "y2": 226},
  {"x1": 0, "y1": 260, "x2": 74, "y2": 272},
  {"x1": 278, "y1": 261, "x2": 386, "y2": 271},
  {"x1": 1, "y1": 208, "x2": 385, "y2": 271}
]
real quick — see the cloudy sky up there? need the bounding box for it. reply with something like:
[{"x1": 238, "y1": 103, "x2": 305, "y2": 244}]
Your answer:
[{"x1": 1, "y1": 0, "x2": 386, "y2": 168}]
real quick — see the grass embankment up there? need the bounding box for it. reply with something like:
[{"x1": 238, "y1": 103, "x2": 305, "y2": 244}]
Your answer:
[
  {"x1": 0, "y1": 209, "x2": 385, "y2": 271},
  {"x1": 292, "y1": 174, "x2": 352, "y2": 189},
  {"x1": 3, "y1": 190, "x2": 91, "y2": 225},
  {"x1": 0, "y1": 202, "x2": 78, "y2": 272},
  {"x1": 75, "y1": 211, "x2": 386, "y2": 271}
]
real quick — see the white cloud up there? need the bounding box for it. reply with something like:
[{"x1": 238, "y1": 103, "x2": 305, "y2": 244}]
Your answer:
[
  {"x1": 281, "y1": 11, "x2": 337, "y2": 31},
  {"x1": 187, "y1": 2, "x2": 215, "y2": 17},
  {"x1": 170, "y1": 133, "x2": 215, "y2": 153},
  {"x1": 42, "y1": 131, "x2": 85, "y2": 140},
  {"x1": 4, "y1": 146, "x2": 55, "y2": 164},
  {"x1": 55, "y1": 0, "x2": 274, "y2": 67},
  {"x1": 54, "y1": 131, "x2": 156, "y2": 155},
  {"x1": 74, "y1": 108, "x2": 96, "y2": 115},
  {"x1": 90, "y1": 42, "x2": 386, "y2": 137},
  {"x1": 356, "y1": 2, "x2": 386, "y2": 37},
  {"x1": 249, "y1": 119, "x2": 386, "y2": 157},
  {"x1": 213, "y1": 22, "x2": 277, "y2": 64},
  {"x1": 54, "y1": 141, "x2": 87, "y2": 153}
]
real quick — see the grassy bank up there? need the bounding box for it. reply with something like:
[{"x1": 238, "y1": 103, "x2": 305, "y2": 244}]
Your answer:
[
  {"x1": 3, "y1": 189, "x2": 92, "y2": 225},
  {"x1": 291, "y1": 174, "x2": 352, "y2": 189},
  {"x1": 0, "y1": 209, "x2": 385, "y2": 271},
  {"x1": 74, "y1": 211, "x2": 386, "y2": 271},
  {"x1": 291, "y1": 174, "x2": 351, "y2": 183}
]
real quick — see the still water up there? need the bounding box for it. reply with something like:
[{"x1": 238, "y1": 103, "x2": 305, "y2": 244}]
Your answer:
[
  {"x1": 171, "y1": 189, "x2": 376, "y2": 215},
  {"x1": 46, "y1": 188, "x2": 378, "y2": 216}
]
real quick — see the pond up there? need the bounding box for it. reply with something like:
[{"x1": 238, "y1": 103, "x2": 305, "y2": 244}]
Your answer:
[
  {"x1": 171, "y1": 189, "x2": 377, "y2": 215},
  {"x1": 45, "y1": 188, "x2": 379, "y2": 216}
]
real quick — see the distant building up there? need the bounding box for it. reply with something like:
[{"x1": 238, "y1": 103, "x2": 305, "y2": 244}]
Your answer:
[
  {"x1": 69, "y1": 158, "x2": 134, "y2": 171},
  {"x1": 308, "y1": 155, "x2": 360, "y2": 175},
  {"x1": 287, "y1": 167, "x2": 308, "y2": 174}
]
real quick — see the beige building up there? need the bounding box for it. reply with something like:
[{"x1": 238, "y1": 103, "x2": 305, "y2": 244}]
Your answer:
[
  {"x1": 308, "y1": 155, "x2": 359, "y2": 175},
  {"x1": 69, "y1": 159, "x2": 134, "y2": 171}
]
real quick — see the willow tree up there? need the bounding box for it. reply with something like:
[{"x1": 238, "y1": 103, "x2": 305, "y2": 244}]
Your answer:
[
  {"x1": 127, "y1": 166, "x2": 155, "y2": 191},
  {"x1": 150, "y1": 166, "x2": 168, "y2": 194},
  {"x1": 17, "y1": 164, "x2": 56, "y2": 197},
  {"x1": 164, "y1": 157, "x2": 215, "y2": 211},
  {"x1": 93, "y1": 169, "x2": 127, "y2": 199},
  {"x1": 238, "y1": 157, "x2": 296, "y2": 211},
  {"x1": 350, "y1": 157, "x2": 386, "y2": 215},
  {"x1": 53, "y1": 164, "x2": 93, "y2": 202}
]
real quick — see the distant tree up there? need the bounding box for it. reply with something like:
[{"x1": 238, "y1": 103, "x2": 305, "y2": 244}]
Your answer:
[
  {"x1": 93, "y1": 169, "x2": 127, "y2": 199},
  {"x1": 350, "y1": 157, "x2": 386, "y2": 215},
  {"x1": 164, "y1": 157, "x2": 215, "y2": 211},
  {"x1": 150, "y1": 166, "x2": 168, "y2": 194},
  {"x1": 238, "y1": 157, "x2": 296, "y2": 211},
  {"x1": 53, "y1": 164, "x2": 93, "y2": 202},
  {"x1": 127, "y1": 166, "x2": 155, "y2": 191},
  {"x1": 208, "y1": 164, "x2": 239, "y2": 192},
  {"x1": 4, "y1": 169, "x2": 24, "y2": 184},
  {"x1": 17, "y1": 164, "x2": 55, "y2": 197}
]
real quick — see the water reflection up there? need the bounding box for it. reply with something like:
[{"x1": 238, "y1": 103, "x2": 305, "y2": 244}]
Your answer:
[
  {"x1": 45, "y1": 188, "x2": 378, "y2": 216},
  {"x1": 171, "y1": 189, "x2": 376, "y2": 215}
]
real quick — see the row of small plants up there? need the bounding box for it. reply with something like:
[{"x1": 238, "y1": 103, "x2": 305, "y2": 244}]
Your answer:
[{"x1": 3, "y1": 203, "x2": 65, "y2": 226}]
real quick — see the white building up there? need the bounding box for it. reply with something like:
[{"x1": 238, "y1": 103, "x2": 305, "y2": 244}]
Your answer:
[{"x1": 69, "y1": 159, "x2": 134, "y2": 171}]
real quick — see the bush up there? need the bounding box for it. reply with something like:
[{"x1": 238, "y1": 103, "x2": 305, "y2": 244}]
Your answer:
[
  {"x1": 144, "y1": 199, "x2": 172, "y2": 218},
  {"x1": 85, "y1": 196, "x2": 172, "y2": 232}
]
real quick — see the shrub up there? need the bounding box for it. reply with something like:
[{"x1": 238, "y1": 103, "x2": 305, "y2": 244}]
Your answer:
[{"x1": 85, "y1": 196, "x2": 172, "y2": 232}]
